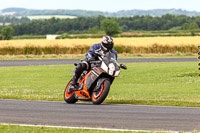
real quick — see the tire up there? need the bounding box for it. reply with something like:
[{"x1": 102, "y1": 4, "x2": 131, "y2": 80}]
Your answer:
[
  {"x1": 64, "y1": 80, "x2": 78, "y2": 104},
  {"x1": 91, "y1": 80, "x2": 111, "y2": 105}
]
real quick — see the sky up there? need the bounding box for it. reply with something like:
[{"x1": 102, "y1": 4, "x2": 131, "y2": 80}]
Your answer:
[{"x1": 0, "y1": 0, "x2": 200, "y2": 12}]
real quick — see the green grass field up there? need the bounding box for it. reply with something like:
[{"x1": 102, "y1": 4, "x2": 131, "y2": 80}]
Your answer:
[
  {"x1": 0, "y1": 62, "x2": 199, "y2": 107},
  {"x1": 0, "y1": 124, "x2": 171, "y2": 133}
]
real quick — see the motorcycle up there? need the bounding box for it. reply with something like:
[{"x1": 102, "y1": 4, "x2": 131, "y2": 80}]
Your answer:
[{"x1": 64, "y1": 52, "x2": 127, "y2": 105}]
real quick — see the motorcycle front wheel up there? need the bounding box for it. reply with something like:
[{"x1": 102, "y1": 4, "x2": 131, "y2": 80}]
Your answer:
[
  {"x1": 92, "y1": 80, "x2": 111, "y2": 105},
  {"x1": 64, "y1": 80, "x2": 78, "y2": 104}
]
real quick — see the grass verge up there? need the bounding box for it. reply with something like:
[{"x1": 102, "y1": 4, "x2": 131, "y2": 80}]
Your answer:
[
  {"x1": 0, "y1": 62, "x2": 199, "y2": 107},
  {"x1": 0, "y1": 124, "x2": 174, "y2": 133}
]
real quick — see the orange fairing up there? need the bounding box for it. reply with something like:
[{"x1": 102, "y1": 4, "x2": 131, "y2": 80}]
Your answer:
[
  {"x1": 75, "y1": 90, "x2": 90, "y2": 99},
  {"x1": 75, "y1": 71, "x2": 92, "y2": 99}
]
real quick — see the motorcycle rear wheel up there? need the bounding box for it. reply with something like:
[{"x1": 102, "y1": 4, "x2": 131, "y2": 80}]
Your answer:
[
  {"x1": 64, "y1": 80, "x2": 78, "y2": 104},
  {"x1": 92, "y1": 80, "x2": 110, "y2": 105}
]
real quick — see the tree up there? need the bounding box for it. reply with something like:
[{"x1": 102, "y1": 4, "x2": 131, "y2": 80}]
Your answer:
[
  {"x1": 100, "y1": 19, "x2": 121, "y2": 36},
  {"x1": 189, "y1": 22, "x2": 199, "y2": 30},
  {"x1": 120, "y1": 24, "x2": 128, "y2": 32},
  {"x1": 183, "y1": 23, "x2": 189, "y2": 30},
  {"x1": 88, "y1": 26, "x2": 99, "y2": 34},
  {"x1": 0, "y1": 34, "x2": 3, "y2": 40},
  {"x1": 1, "y1": 26, "x2": 14, "y2": 40},
  {"x1": 183, "y1": 22, "x2": 199, "y2": 30}
]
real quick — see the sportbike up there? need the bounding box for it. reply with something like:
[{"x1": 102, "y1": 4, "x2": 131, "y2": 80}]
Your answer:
[{"x1": 64, "y1": 52, "x2": 127, "y2": 104}]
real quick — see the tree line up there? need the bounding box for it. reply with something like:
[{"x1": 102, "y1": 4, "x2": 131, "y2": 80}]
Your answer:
[
  {"x1": 0, "y1": 16, "x2": 30, "y2": 24},
  {"x1": 2, "y1": 8, "x2": 200, "y2": 17},
  {"x1": 0, "y1": 14, "x2": 200, "y2": 37}
]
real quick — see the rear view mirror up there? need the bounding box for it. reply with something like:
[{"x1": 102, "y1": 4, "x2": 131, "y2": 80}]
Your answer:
[{"x1": 120, "y1": 64, "x2": 127, "y2": 70}]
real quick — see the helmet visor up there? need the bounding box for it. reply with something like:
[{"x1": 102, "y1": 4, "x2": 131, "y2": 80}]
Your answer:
[{"x1": 102, "y1": 42, "x2": 113, "y2": 50}]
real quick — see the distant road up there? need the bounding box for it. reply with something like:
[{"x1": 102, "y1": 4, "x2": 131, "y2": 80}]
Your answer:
[{"x1": 0, "y1": 57, "x2": 198, "y2": 67}]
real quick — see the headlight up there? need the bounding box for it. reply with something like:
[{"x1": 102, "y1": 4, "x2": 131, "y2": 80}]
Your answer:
[
  {"x1": 114, "y1": 70, "x2": 120, "y2": 77},
  {"x1": 108, "y1": 63, "x2": 115, "y2": 75},
  {"x1": 101, "y1": 61, "x2": 108, "y2": 73}
]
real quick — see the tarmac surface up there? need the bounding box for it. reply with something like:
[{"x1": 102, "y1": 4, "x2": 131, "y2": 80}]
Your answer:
[
  {"x1": 0, "y1": 99, "x2": 200, "y2": 132},
  {"x1": 0, "y1": 57, "x2": 198, "y2": 67}
]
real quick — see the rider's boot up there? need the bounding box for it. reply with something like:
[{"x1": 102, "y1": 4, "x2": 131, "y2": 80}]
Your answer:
[
  {"x1": 71, "y1": 76, "x2": 79, "y2": 90},
  {"x1": 68, "y1": 62, "x2": 88, "y2": 94},
  {"x1": 68, "y1": 76, "x2": 78, "y2": 94}
]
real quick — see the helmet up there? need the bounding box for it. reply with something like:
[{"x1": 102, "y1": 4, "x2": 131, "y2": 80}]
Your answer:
[{"x1": 101, "y1": 36, "x2": 114, "y2": 51}]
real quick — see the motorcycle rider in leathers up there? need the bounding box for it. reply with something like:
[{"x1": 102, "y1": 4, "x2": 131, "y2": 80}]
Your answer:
[{"x1": 68, "y1": 36, "x2": 118, "y2": 93}]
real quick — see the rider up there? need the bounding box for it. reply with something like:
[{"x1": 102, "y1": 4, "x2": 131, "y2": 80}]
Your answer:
[{"x1": 69, "y1": 35, "x2": 118, "y2": 92}]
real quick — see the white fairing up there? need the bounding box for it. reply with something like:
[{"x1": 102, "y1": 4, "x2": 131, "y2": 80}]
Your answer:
[
  {"x1": 101, "y1": 61, "x2": 108, "y2": 72},
  {"x1": 114, "y1": 70, "x2": 120, "y2": 77},
  {"x1": 108, "y1": 63, "x2": 115, "y2": 75},
  {"x1": 101, "y1": 61, "x2": 119, "y2": 76}
]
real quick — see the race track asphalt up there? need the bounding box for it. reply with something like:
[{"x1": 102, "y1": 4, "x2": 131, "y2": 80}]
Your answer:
[
  {"x1": 0, "y1": 57, "x2": 198, "y2": 67},
  {"x1": 0, "y1": 99, "x2": 200, "y2": 132}
]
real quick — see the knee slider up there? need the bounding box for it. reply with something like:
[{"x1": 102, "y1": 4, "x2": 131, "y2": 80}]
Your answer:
[
  {"x1": 74, "y1": 61, "x2": 89, "y2": 78},
  {"x1": 77, "y1": 63, "x2": 86, "y2": 70},
  {"x1": 81, "y1": 63, "x2": 87, "y2": 70},
  {"x1": 76, "y1": 63, "x2": 82, "y2": 70},
  {"x1": 81, "y1": 61, "x2": 89, "y2": 70},
  {"x1": 75, "y1": 63, "x2": 87, "y2": 76}
]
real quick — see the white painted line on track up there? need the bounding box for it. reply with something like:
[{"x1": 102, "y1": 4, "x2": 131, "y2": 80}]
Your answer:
[{"x1": 1, "y1": 123, "x2": 179, "y2": 133}]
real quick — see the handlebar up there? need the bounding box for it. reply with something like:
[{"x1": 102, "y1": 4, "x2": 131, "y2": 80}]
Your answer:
[{"x1": 92, "y1": 51, "x2": 102, "y2": 57}]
